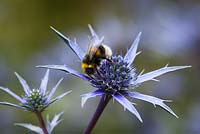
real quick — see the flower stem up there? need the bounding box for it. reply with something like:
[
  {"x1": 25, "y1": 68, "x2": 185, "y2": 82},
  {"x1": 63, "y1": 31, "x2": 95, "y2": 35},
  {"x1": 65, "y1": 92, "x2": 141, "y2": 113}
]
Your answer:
[
  {"x1": 84, "y1": 95, "x2": 112, "y2": 134},
  {"x1": 35, "y1": 112, "x2": 48, "y2": 134}
]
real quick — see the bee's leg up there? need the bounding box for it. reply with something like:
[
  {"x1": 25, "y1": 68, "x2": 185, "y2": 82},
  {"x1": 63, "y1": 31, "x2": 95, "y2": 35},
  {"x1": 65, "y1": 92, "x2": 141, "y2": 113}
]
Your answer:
[
  {"x1": 88, "y1": 74, "x2": 94, "y2": 79},
  {"x1": 105, "y1": 58, "x2": 114, "y2": 64},
  {"x1": 94, "y1": 66, "x2": 104, "y2": 80},
  {"x1": 96, "y1": 68, "x2": 102, "y2": 77},
  {"x1": 106, "y1": 58, "x2": 112, "y2": 62}
]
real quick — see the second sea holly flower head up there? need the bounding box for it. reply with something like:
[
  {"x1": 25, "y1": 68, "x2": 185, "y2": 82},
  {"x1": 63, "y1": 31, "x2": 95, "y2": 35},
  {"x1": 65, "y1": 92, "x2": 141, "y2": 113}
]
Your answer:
[
  {"x1": 0, "y1": 69, "x2": 71, "y2": 112},
  {"x1": 38, "y1": 25, "x2": 190, "y2": 122}
]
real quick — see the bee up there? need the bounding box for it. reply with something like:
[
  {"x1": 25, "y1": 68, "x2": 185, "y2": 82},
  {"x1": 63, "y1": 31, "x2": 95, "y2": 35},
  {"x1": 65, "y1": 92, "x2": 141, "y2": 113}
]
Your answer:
[{"x1": 82, "y1": 42, "x2": 112, "y2": 75}]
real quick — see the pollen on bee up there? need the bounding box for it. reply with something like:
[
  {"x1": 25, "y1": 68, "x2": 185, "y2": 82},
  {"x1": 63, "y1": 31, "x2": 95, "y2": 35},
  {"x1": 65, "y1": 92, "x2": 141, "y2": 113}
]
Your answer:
[
  {"x1": 81, "y1": 63, "x2": 88, "y2": 69},
  {"x1": 88, "y1": 64, "x2": 93, "y2": 68},
  {"x1": 81, "y1": 63, "x2": 93, "y2": 69}
]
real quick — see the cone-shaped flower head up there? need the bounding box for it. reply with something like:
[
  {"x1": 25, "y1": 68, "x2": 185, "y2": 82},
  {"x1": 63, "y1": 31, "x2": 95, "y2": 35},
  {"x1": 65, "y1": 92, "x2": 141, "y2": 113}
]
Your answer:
[
  {"x1": 0, "y1": 70, "x2": 71, "y2": 112},
  {"x1": 37, "y1": 25, "x2": 191, "y2": 122}
]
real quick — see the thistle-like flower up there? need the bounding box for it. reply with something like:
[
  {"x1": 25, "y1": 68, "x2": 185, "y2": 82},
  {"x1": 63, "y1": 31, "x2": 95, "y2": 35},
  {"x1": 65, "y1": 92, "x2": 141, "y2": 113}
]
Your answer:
[
  {"x1": 15, "y1": 112, "x2": 64, "y2": 134},
  {"x1": 37, "y1": 25, "x2": 190, "y2": 123},
  {"x1": 0, "y1": 69, "x2": 71, "y2": 112}
]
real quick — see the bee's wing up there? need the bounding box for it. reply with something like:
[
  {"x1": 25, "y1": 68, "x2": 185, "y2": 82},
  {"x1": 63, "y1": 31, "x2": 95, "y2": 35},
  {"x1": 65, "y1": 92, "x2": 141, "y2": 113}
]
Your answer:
[
  {"x1": 87, "y1": 24, "x2": 104, "y2": 60},
  {"x1": 88, "y1": 38, "x2": 99, "y2": 60}
]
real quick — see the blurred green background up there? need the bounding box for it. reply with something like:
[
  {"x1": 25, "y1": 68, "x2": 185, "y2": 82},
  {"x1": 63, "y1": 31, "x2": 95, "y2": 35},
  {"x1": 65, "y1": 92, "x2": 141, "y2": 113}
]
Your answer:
[{"x1": 0, "y1": 0, "x2": 199, "y2": 134}]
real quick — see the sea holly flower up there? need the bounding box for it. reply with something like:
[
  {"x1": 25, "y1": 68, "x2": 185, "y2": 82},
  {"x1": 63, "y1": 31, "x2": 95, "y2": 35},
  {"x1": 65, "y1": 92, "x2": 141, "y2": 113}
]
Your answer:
[
  {"x1": 0, "y1": 70, "x2": 71, "y2": 134},
  {"x1": 37, "y1": 25, "x2": 190, "y2": 133},
  {"x1": 15, "y1": 112, "x2": 64, "y2": 134},
  {"x1": 0, "y1": 69, "x2": 71, "y2": 112}
]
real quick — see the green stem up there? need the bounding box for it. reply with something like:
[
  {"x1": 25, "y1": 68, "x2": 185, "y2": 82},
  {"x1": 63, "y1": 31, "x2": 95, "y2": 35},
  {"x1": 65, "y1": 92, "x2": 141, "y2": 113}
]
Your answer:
[
  {"x1": 84, "y1": 95, "x2": 111, "y2": 134},
  {"x1": 35, "y1": 112, "x2": 48, "y2": 134}
]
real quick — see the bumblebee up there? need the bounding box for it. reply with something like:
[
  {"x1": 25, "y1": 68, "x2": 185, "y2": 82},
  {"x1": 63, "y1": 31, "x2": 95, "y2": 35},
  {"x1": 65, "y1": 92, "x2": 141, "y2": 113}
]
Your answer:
[{"x1": 82, "y1": 43, "x2": 112, "y2": 75}]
